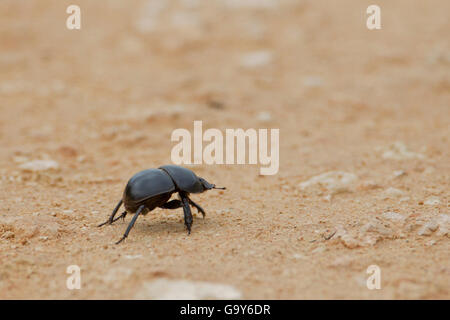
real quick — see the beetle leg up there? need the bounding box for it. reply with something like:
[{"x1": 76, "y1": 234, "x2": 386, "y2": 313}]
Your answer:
[
  {"x1": 111, "y1": 211, "x2": 127, "y2": 223},
  {"x1": 180, "y1": 194, "x2": 193, "y2": 235},
  {"x1": 98, "y1": 199, "x2": 123, "y2": 227},
  {"x1": 187, "y1": 198, "x2": 206, "y2": 218},
  {"x1": 160, "y1": 200, "x2": 183, "y2": 209},
  {"x1": 115, "y1": 205, "x2": 145, "y2": 245}
]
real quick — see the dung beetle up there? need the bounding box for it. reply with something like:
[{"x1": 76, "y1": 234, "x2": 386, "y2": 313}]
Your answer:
[{"x1": 98, "y1": 165, "x2": 225, "y2": 244}]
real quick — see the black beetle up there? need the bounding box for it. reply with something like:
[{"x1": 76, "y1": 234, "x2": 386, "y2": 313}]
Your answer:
[{"x1": 98, "y1": 165, "x2": 225, "y2": 244}]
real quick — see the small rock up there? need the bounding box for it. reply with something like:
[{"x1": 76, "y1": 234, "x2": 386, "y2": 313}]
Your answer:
[
  {"x1": 292, "y1": 253, "x2": 306, "y2": 260},
  {"x1": 358, "y1": 180, "x2": 380, "y2": 190},
  {"x1": 12, "y1": 156, "x2": 29, "y2": 164},
  {"x1": 256, "y1": 111, "x2": 272, "y2": 122},
  {"x1": 135, "y1": 278, "x2": 242, "y2": 300},
  {"x1": 299, "y1": 171, "x2": 358, "y2": 194},
  {"x1": 240, "y1": 50, "x2": 272, "y2": 68},
  {"x1": 124, "y1": 254, "x2": 143, "y2": 260},
  {"x1": 340, "y1": 234, "x2": 360, "y2": 249},
  {"x1": 424, "y1": 196, "x2": 440, "y2": 205},
  {"x1": 382, "y1": 142, "x2": 424, "y2": 160},
  {"x1": 436, "y1": 214, "x2": 449, "y2": 236},
  {"x1": 383, "y1": 187, "x2": 405, "y2": 199},
  {"x1": 382, "y1": 211, "x2": 405, "y2": 222},
  {"x1": 418, "y1": 221, "x2": 439, "y2": 236},
  {"x1": 361, "y1": 220, "x2": 393, "y2": 237},
  {"x1": 393, "y1": 170, "x2": 407, "y2": 178},
  {"x1": 19, "y1": 160, "x2": 59, "y2": 172}
]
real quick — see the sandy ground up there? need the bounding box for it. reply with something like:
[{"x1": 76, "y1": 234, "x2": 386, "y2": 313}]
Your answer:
[{"x1": 0, "y1": 0, "x2": 449, "y2": 299}]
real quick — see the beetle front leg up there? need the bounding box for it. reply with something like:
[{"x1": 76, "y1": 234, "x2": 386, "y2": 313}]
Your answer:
[
  {"x1": 187, "y1": 197, "x2": 206, "y2": 218},
  {"x1": 110, "y1": 211, "x2": 127, "y2": 223},
  {"x1": 115, "y1": 205, "x2": 145, "y2": 244},
  {"x1": 98, "y1": 199, "x2": 123, "y2": 227},
  {"x1": 180, "y1": 194, "x2": 193, "y2": 234}
]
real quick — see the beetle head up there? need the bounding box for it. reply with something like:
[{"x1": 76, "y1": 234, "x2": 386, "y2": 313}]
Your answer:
[{"x1": 198, "y1": 177, "x2": 226, "y2": 191}]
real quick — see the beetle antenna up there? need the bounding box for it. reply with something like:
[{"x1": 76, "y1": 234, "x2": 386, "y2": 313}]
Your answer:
[{"x1": 213, "y1": 186, "x2": 226, "y2": 190}]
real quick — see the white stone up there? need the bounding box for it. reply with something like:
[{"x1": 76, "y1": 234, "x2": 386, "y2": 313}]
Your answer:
[
  {"x1": 436, "y1": 214, "x2": 449, "y2": 236},
  {"x1": 256, "y1": 111, "x2": 272, "y2": 122},
  {"x1": 240, "y1": 51, "x2": 272, "y2": 68},
  {"x1": 393, "y1": 170, "x2": 406, "y2": 178},
  {"x1": 360, "y1": 220, "x2": 393, "y2": 237},
  {"x1": 299, "y1": 171, "x2": 358, "y2": 194},
  {"x1": 135, "y1": 278, "x2": 242, "y2": 300},
  {"x1": 292, "y1": 253, "x2": 306, "y2": 260},
  {"x1": 383, "y1": 187, "x2": 405, "y2": 198},
  {"x1": 424, "y1": 196, "x2": 440, "y2": 205},
  {"x1": 382, "y1": 211, "x2": 405, "y2": 221},
  {"x1": 124, "y1": 254, "x2": 143, "y2": 260},
  {"x1": 382, "y1": 142, "x2": 424, "y2": 160},
  {"x1": 418, "y1": 221, "x2": 439, "y2": 236},
  {"x1": 339, "y1": 234, "x2": 360, "y2": 249},
  {"x1": 19, "y1": 160, "x2": 59, "y2": 172}
]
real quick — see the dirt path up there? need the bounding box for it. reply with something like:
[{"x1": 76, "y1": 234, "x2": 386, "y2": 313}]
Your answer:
[{"x1": 0, "y1": 0, "x2": 449, "y2": 299}]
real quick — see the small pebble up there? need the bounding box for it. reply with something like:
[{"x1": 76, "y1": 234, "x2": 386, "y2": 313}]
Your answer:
[
  {"x1": 382, "y1": 142, "x2": 424, "y2": 160},
  {"x1": 393, "y1": 170, "x2": 407, "y2": 178},
  {"x1": 299, "y1": 171, "x2": 358, "y2": 194},
  {"x1": 292, "y1": 253, "x2": 306, "y2": 260},
  {"x1": 19, "y1": 159, "x2": 59, "y2": 172},
  {"x1": 382, "y1": 211, "x2": 405, "y2": 222},
  {"x1": 418, "y1": 221, "x2": 439, "y2": 236},
  {"x1": 383, "y1": 187, "x2": 405, "y2": 199},
  {"x1": 124, "y1": 254, "x2": 143, "y2": 260},
  {"x1": 240, "y1": 50, "x2": 272, "y2": 68},
  {"x1": 424, "y1": 196, "x2": 440, "y2": 205},
  {"x1": 256, "y1": 111, "x2": 272, "y2": 122}
]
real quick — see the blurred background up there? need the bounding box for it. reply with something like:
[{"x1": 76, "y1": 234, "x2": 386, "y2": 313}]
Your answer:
[{"x1": 0, "y1": 0, "x2": 448, "y2": 299}]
